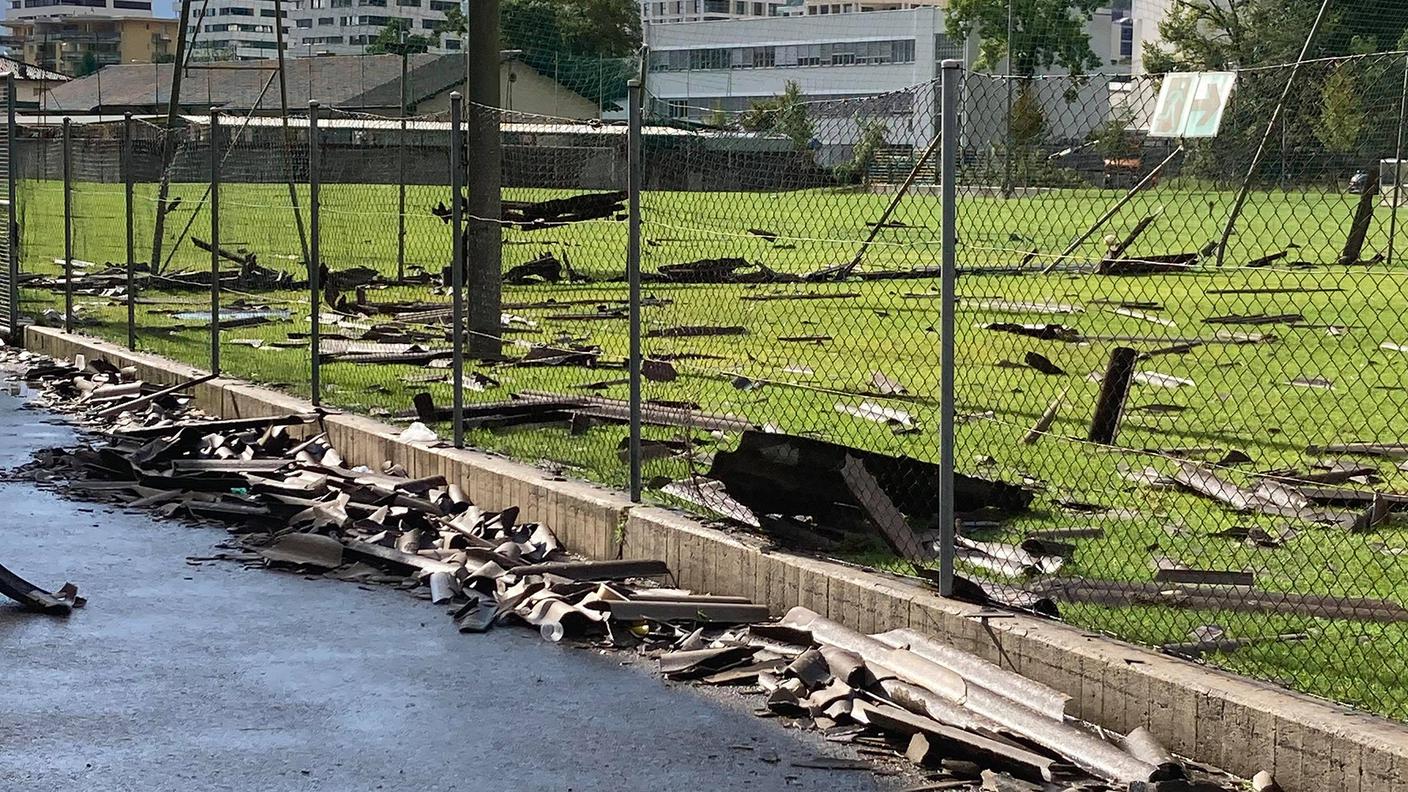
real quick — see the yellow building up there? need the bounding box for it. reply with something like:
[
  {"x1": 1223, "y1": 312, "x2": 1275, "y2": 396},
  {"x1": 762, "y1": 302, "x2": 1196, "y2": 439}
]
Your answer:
[{"x1": 5, "y1": 15, "x2": 178, "y2": 76}]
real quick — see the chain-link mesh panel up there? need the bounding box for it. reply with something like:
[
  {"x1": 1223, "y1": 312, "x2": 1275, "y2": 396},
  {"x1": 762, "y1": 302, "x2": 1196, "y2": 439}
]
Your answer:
[
  {"x1": 454, "y1": 103, "x2": 632, "y2": 483},
  {"x1": 207, "y1": 111, "x2": 313, "y2": 398},
  {"x1": 953, "y1": 57, "x2": 1408, "y2": 719},
  {"x1": 15, "y1": 121, "x2": 66, "y2": 329},
  {"x1": 68, "y1": 122, "x2": 128, "y2": 345},
  {"x1": 125, "y1": 121, "x2": 213, "y2": 371},
  {"x1": 637, "y1": 82, "x2": 949, "y2": 566},
  {"x1": 314, "y1": 106, "x2": 454, "y2": 422}
]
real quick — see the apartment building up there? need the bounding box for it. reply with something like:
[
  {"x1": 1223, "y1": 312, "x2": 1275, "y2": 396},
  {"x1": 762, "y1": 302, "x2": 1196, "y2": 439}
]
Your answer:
[
  {"x1": 644, "y1": 6, "x2": 1119, "y2": 159},
  {"x1": 641, "y1": 0, "x2": 797, "y2": 26},
  {"x1": 290, "y1": 0, "x2": 462, "y2": 55},
  {"x1": 5, "y1": 14, "x2": 176, "y2": 75}
]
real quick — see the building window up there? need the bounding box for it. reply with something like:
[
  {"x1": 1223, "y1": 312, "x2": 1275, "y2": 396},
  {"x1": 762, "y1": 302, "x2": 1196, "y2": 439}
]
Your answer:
[
  {"x1": 933, "y1": 34, "x2": 962, "y2": 62},
  {"x1": 668, "y1": 99, "x2": 687, "y2": 118},
  {"x1": 295, "y1": 17, "x2": 311, "y2": 26},
  {"x1": 112, "y1": 0, "x2": 150, "y2": 8},
  {"x1": 652, "y1": 39, "x2": 914, "y2": 72},
  {"x1": 443, "y1": 37, "x2": 460, "y2": 50}
]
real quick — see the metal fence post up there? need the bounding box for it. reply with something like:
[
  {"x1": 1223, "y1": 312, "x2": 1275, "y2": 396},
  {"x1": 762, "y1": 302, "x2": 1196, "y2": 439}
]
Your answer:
[
  {"x1": 1391, "y1": 55, "x2": 1408, "y2": 267},
  {"x1": 627, "y1": 78, "x2": 643, "y2": 502},
  {"x1": 123, "y1": 112, "x2": 135, "y2": 350},
  {"x1": 397, "y1": 116, "x2": 407, "y2": 283},
  {"x1": 5, "y1": 74, "x2": 17, "y2": 342},
  {"x1": 308, "y1": 101, "x2": 321, "y2": 406},
  {"x1": 208, "y1": 109, "x2": 221, "y2": 375},
  {"x1": 938, "y1": 59, "x2": 961, "y2": 597},
  {"x1": 61, "y1": 117, "x2": 72, "y2": 334},
  {"x1": 397, "y1": 52, "x2": 407, "y2": 283},
  {"x1": 450, "y1": 92, "x2": 465, "y2": 449}
]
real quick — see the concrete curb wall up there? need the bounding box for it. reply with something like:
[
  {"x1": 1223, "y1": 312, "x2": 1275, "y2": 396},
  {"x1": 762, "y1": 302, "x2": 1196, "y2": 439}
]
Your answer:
[{"x1": 24, "y1": 327, "x2": 1408, "y2": 791}]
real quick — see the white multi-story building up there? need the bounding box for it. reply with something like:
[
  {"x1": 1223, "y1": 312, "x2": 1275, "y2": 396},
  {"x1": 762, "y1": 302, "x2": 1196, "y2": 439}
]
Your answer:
[
  {"x1": 1128, "y1": 0, "x2": 1172, "y2": 74},
  {"x1": 183, "y1": 0, "x2": 463, "y2": 59},
  {"x1": 641, "y1": 0, "x2": 796, "y2": 26},
  {"x1": 290, "y1": 0, "x2": 463, "y2": 56},
  {"x1": 5, "y1": 0, "x2": 154, "y2": 20},
  {"x1": 644, "y1": 6, "x2": 1119, "y2": 161},
  {"x1": 187, "y1": 0, "x2": 287, "y2": 60}
]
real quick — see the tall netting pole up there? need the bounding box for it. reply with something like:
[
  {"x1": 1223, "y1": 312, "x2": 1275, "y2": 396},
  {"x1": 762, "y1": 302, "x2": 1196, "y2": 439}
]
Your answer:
[
  {"x1": 626, "y1": 77, "x2": 644, "y2": 503},
  {"x1": 1391, "y1": 56, "x2": 1408, "y2": 267},
  {"x1": 466, "y1": 0, "x2": 503, "y2": 359},
  {"x1": 61, "y1": 117, "x2": 72, "y2": 334},
  {"x1": 450, "y1": 92, "x2": 466, "y2": 449},
  {"x1": 938, "y1": 59, "x2": 961, "y2": 597},
  {"x1": 308, "y1": 101, "x2": 322, "y2": 407},
  {"x1": 208, "y1": 110, "x2": 221, "y2": 376},
  {"x1": 1215, "y1": 0, "x2": 1333, "y2": 267},
  {"x1": 123, "y1": 112, "x2": 135, "y2": 350},
  {"x1": 4, "y1": 74, "x2": 16, "y2": 342},
  {"x1": 397, "y1": 51, "x2": 408, "y2": 283}
]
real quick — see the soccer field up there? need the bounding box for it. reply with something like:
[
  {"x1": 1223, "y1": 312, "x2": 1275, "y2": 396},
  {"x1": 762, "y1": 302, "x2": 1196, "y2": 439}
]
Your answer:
[{"x1": 17, "y1": 177, "x2": 1408, "y2": 717}]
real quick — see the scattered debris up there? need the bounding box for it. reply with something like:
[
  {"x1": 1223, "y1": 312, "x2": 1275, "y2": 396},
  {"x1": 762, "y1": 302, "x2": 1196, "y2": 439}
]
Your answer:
[
  {"x1": 1031, "y1": 579, "x2": 1408, "y2": 622},
  {"x1": 1203, "y1": 313, "x2": 1304, "y2": 326},
  {"x1": 1152, "y1": 557, "x2": 1254, "y2": 587},
  {"x1": 1023, "y1": 388, "x2": 1067, "y2": 445},
  {"x1": 1109, "y1": 307, "x2": 1176, "y2": 328},
  {"x1": 0, "y1": 561, "x2": 84, "y2": 616},
  {"x1": 502, "y1": 253, "x2": 564, "y2": 285},
  {"x1": 1088, "y1": 347, "x2": 1138, "y2": 445},
  {"x1": 645, "y1": 325, "x2": 748, "y2": 339},
  {"x1": 870, "y1": 371, "x2": 908, "y2": 396},
  {"x1": 1133, "y1": 372, "x2": 1194, "y2": 389},
  {"x1": 496, "y1": 190, "x2": 627, "y2": 229},
  {"x1": 399, "y1": 421, "x2": 439, "y2": 443},
  {"x1": 835, "y1": 401, "x2": 918, "y2": 433},
  {"x1": 983, "y1": 323, "x2": 1082, "y2": 343},
  {"x1": 1162, "y1": 630, "x2": 1308, "y2": 660},
  {"x1": 706, "y1": 431, "x2": 1031, "y2": 546},
  {"x1": 653, "y1": 258, "x2": 785, "y2": 284}
]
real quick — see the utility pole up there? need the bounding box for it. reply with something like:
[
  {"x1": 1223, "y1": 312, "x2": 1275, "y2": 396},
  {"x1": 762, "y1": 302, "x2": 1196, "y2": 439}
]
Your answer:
[{"x1": 466, "y1": 0, "x2": 502, "y2": 358}]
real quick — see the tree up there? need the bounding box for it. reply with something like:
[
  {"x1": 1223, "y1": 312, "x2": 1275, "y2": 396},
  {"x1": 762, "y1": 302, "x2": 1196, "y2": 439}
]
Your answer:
[
  {"x1": 1143, "y1": 0, "x2": 1408, "y2": 73},
  {"x1": 1144, "y1": 1, "x2": 1406, "y2": 183},
  {"x1": 76, "y1": 51, "x2": 99, "y2": 78},
  {"x1": 1315, "y1": 67, "x2": 1366, "y2": 156},
  {"x1": 1009, "y1": 82, "x2": 1046, "y2": 147},
  {"x1": 945, "y1": 0, "x2": 1104, "y2": 77},
  {"x1": 740, "y1": 81, "x2": 814, "y2": 152},
  {"x1": 499, "y1": 0, "x2": 642, "y2": 105},
  {"x1": 834, "y1": 119, "x2": 887, "y2": 185},
  {"x1": 366, "y1": 19, "x2": 431, "y2": 55},
  {"x1": 437, "y1": 6, "x2": 466, "y2": 36},
  {"x1": 1090, "y1": 107, "x2": 1138, "y2": 162}
]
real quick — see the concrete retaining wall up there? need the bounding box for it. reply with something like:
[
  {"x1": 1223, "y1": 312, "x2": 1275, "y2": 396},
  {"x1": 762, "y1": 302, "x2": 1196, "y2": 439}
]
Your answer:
[{"x1": 24, "y1": 326, "x2": 1408, "y2": 791}]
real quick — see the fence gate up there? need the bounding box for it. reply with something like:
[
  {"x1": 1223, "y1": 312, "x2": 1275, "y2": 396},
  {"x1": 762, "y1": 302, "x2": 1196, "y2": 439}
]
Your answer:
[{"x1": 0, "y1": 75, "x2": 15, "y2": 341}]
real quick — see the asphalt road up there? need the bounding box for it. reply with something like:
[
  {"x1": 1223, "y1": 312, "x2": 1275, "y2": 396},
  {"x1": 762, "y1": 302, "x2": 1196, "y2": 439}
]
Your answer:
[{"x1": 0, "y1": 385, "x2": 902, "y2": 792}]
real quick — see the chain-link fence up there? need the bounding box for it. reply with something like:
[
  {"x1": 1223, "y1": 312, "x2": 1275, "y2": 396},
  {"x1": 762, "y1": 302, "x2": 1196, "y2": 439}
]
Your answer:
[{"x1": 11, "y1": 49, "x2": 1408, "y2": 721}]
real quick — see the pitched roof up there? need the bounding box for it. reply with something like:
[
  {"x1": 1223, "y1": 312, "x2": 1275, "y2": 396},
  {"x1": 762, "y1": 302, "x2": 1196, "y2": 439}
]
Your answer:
[
  {"x1": 42, "y1": 53, "x2": 464, "y2": 113},
  {"x1": 0, "y1": 55, "x2": 67, "y2": 83}
]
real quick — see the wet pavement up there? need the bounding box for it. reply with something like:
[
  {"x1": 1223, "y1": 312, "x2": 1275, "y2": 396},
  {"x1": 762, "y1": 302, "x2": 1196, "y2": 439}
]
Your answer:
[{"x1": 0, "y1": 388, "x2": 900, "y2": 792}]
